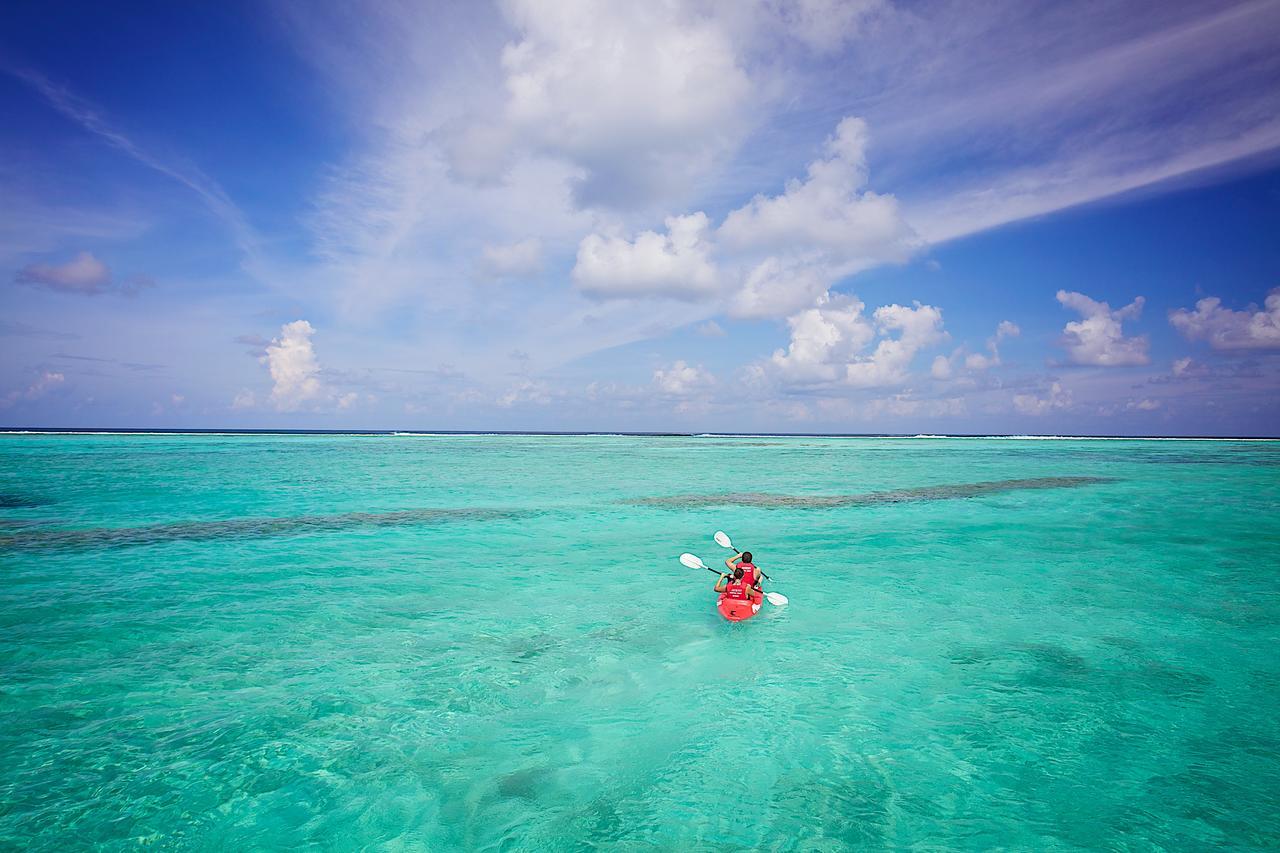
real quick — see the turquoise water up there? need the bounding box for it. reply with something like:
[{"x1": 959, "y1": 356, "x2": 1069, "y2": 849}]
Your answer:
[{"x1": 2, "y1": 434, "x2": 1278, "y2": 850}]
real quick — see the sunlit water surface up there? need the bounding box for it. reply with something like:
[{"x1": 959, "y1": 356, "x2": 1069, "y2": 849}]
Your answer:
[{"x1": 2, "y1": 434, "x2": 1278, "y2": 849}]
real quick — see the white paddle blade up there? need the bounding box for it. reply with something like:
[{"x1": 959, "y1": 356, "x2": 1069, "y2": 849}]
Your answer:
[
  {"x1": 714, "y1": 531, "x2": 733, "y2": 550},
  {"x1": 679, "y1": 553, "x2": 709, "y2": 570},
  {"x1": 765, "y1": 592, "x2": 789, "y2": 606}
]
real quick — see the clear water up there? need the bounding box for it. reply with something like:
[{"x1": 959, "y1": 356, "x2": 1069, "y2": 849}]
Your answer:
[{"x1": 1, "y1": 434, "x2": 1278, "y2": 850}]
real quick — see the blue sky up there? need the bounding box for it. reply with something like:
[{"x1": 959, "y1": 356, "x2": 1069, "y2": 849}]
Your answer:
[{"x1": 2, "y1": 0, "x2": 1279, "y2": 435}]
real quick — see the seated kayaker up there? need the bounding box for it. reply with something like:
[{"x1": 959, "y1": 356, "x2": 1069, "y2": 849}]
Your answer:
[
  {"x1": 724, "y1": 550, "x2": 761, "y2": 592},
  {"x1": 715, "y1": 567, "x2": 754, "y2": 601}
]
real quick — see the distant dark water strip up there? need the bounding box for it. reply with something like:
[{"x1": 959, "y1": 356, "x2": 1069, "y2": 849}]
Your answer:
[
  {"x1": 630, "y1": 476, "x2": 1116, "y2": 509},
  {"x1": 0, "y1": 507, "x2": 524, "y2": 553},
  {"x1": 0, "y1": 477, "x2": 1114, "y2": 552}
]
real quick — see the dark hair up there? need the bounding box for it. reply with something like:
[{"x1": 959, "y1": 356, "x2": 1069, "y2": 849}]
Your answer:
[
  {"x1": 741, "y1": 551, "x2": 752, "y2": 563},
  {"x1": 733, "y1": 567, "x2": 744, "y2": 579}
]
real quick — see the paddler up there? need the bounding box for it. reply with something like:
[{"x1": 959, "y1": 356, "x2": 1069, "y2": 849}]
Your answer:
[
  {"x1": 714, "y1": 566, "x2": 753, "y2": 601},
  {"x1": 724, "y1": 550, "x2": 762, "y2": 593}
]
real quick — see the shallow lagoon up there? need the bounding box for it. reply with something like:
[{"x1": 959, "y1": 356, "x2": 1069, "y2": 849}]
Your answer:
[{"x1": 2, "y1": 434, "x2": 1278, "y2": 848}]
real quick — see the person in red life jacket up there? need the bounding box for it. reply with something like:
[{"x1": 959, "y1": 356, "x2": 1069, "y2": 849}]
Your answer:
[
  {"x1": 724, "y1": 550, "x2": 761, "y2": 592},
  {"x1": 714, "y1": 566, "x2": 754, "y2": 601}
]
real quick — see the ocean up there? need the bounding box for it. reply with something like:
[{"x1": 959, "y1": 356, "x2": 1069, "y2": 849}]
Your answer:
[{"x1": 2, "y1": 433, "x2": 1277, "y2": 849}]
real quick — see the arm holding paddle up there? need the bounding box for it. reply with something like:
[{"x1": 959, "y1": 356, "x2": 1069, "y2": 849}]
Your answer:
[{"x1": 682, "y1": 538, "x2": 789, "y2": 608}]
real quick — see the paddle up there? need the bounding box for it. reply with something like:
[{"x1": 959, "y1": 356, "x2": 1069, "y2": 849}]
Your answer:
[
  {"x1": 679, "y1": 553, "x2": 788, "y2": 607},
  {"x1": 714, "y1": 530, "x2": 772, "y2": 581}
]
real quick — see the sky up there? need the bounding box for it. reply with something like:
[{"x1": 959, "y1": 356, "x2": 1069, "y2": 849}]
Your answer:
[{"x1": 2, "y1": 0, "x2": 1279, "y2": 435}]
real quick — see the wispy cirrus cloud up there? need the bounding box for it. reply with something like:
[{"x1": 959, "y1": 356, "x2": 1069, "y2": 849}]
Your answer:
[
  {"x1": 871, "y1": 0, "x2": 1280, "y2": 241},
  {"x1": 7, "y1": 68, "x2": 258, "y2": 258}
]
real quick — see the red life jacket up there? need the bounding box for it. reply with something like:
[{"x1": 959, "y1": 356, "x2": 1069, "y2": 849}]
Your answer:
[
  {"x1": 724, "y1": 579, "x2": 752, "y2": 600},
  {"x1": 737, "y1": 562, "x2": 759, "y2": 585}
]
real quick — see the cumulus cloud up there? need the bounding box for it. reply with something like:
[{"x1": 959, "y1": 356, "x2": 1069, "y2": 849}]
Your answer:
[
  {"x1": 728, "y1": 256, "x2": 832, "y2": 320},
  {"x1": 768, "y1": 293, "x2": 875, "y2": 384},
  {"x1": 480, "y1": 238, "x2": 543, "y2": 278},
  {"x1": 1, "y1": 371, "x2": 65, "y2": 408},
  {"x1": 960, "y1": 319, "x2": 1020, "y2": 371},
  {"x1": 496, "y1": 0, "x2": 755, "y2": 208},
  {"x1": 766, "y1": 293, "x2": 945, "y2": 387},
  {"x1": 1013, "y1": 381, "x2": 1072, "y2": 415},
  {"x1": 1169, "y1": 288, "x2": 1280, "y2": 350},
  {"x1": 572, "y1": 212, "x2": 718, "y2": 299},
  {"x1": 1056, "y1": 290, "x2": 1149, "y2": 366},
  {"x1": 930, "y1": 354, "x2": 953, "y2": 380},
  {"x1": 567, "y1": 115, "x2": 920, "y2": 319},
  {"x1": 264, "y1": 321, "x2": 324, "y2": 411},
  {"x1": 653, "y1": 360, "x2": 714, "y2": 395},
  {"x1": 718, "y1": 117, "x2": 920, "y2": 268},
  {"x1": 846, "y1": 302, "x2": 947, "y2": 387},
  {"x1": 237, "y1": 320, "x2": 353, "y2": 413}
]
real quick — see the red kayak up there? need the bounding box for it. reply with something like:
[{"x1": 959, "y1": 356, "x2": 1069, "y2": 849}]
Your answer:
[{"x1": 716, "y1": 589, "x2": 764, "y2": 622}]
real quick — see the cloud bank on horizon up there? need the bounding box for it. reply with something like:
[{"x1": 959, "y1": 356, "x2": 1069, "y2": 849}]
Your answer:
[{"x1": 1, "y1": 0, "x2": 1279, "y2": 434}]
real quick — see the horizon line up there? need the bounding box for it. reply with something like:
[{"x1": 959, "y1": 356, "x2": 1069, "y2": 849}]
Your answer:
[{"x1": 1, "y1": 428, "x2": 1277, "y2": 441}]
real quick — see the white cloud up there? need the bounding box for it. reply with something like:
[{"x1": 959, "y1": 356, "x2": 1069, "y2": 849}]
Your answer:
[
  {"x1": 766, "y1": 293, "x2": 945, "y2": 387},
  {"x1": 883, "y1": 2, "x2": 1280, "y2": 243},
  {"x1": 846, "y1": 302, "x2": 947, "y2": 387},
  {"x1": 1169, "y1": 288, "x2": 1280, "y2": 350},
  {"x1": 996, "y1": 320, "x2": 1021, "y2": 340},
  {"x1": 572, "y1": 212, "x2": 718, "y2": 300},
  {"x1": 1056, "y1": 290, "x2": 1149, "y2": 366},
  {"x1": 719, "y1": 117, "x2": 920, "y2": 268},
  {"x1": 696, "y1": 320, "x2": 726, "y2": 337},
  {"x1": 963, "y1": 351, "x2": 996, "y2": 371},
  {"x1": 15, "y1": 251, "x2": 111, "y2": 295},
  {"x1": 957, "y1": 319, "x2": 1021, "y2": 372},
  {"x1": 264, "y1": 320, "x2": 324, "y2": 411},
  {"x1": 728, "y1": 256, "x2": 832, "y2": 320},
  {"x1": 768, "y1": 293, "x2": 875, "y2": 384},
  {"x1": 480, "y1": 238, "x2": 543, "y2": 278},
  {"x1": 653, "y1": 360, "x2": 714, "y2": 395},
  {"x1": 930, "y1": 354, "x2": 952, "y2": 380},
  {"x1": 571, "y1": 115, "x2": 919, "y2": 319},
  {"x1": 496, "y1": 0, "x2": 755, "y2": 208},
  {"x1": 1013, "y1": 382, "x2": 1072, "y2": 416},
  {"x1": 251, "y1": 320, "x2": 354, "y2": 414}
]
